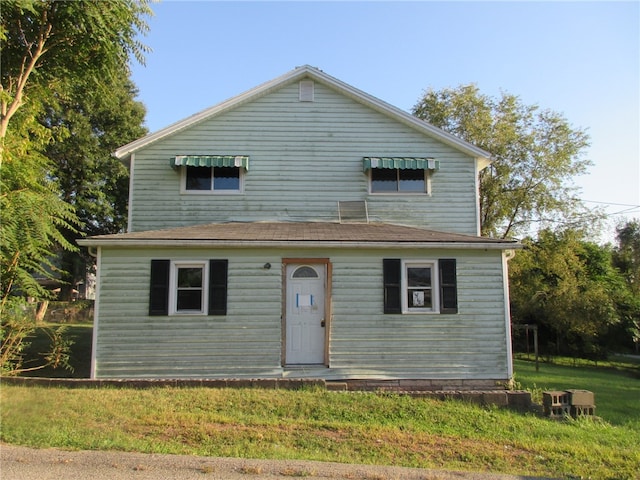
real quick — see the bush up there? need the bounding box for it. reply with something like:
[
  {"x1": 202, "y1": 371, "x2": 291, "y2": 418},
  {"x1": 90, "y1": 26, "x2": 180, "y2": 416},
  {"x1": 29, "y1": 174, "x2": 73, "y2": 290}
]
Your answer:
[{"x1": 1, "y1": 299, "x2": 74, "y2": 376}]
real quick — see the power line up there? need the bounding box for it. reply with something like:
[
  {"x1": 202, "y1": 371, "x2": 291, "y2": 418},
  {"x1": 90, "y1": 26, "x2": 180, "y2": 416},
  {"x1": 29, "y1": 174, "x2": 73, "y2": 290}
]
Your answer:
[{"x1": 582, "y1": 199, "x2": 640, "y2": 208}]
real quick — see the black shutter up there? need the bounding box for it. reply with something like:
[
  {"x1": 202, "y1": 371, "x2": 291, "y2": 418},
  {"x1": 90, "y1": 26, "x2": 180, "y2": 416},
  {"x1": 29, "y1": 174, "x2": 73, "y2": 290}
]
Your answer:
[
  {"x1": 383, "y1": 259, "x2": 402, "y2": 314},
  {"x1": 439, "y1": 259, "x2": 458, "y2": 314},
  {"x1": 149, "y1": 260, "x2": 170, "y2": 316},
  {"x1": 209, "y1": 259, "x2": 228, "y2": 315}
]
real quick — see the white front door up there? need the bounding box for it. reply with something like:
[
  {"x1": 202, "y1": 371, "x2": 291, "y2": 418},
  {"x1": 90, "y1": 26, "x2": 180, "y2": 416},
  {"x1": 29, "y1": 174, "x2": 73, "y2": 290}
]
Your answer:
[{"x1": 285, "y1": 264, "x2": 326, "y2": 365}]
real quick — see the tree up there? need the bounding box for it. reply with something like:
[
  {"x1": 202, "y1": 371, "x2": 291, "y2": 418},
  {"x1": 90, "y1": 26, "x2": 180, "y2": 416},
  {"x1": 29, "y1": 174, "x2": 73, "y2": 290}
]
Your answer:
[
  {"x1": 0, "y1": 98, "x2": 78, "y2": 302},
  {"x1": 0, "y1": 0, "x2": 151, "y2": 302},
  {"x1": 614, "y1": 220, "x2": 640, "y2": 295},
  {"x1": 1, "y1": 0, "x2": 150, "y2": 150},
  {"x1": 44, "y1": 77, "x2": 147, "y2": 299},
  {"x1": 612, "y1": 220, "x2": 640, "y2": 351},
  {"x1": 510, "y1": 229, "x2": 630, "y2": 358},
  {"x1": 1, "y1": 1, "x2": 151, "y2": 373},
  {"x1": 412, "y1": 85, "x2": 595, "y2": 239}
]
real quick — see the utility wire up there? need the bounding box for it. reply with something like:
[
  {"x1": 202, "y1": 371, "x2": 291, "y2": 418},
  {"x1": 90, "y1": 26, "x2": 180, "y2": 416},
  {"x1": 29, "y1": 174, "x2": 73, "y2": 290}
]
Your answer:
[{"x1": 582, "y1": 199, "x2": 640, "y2": 208}]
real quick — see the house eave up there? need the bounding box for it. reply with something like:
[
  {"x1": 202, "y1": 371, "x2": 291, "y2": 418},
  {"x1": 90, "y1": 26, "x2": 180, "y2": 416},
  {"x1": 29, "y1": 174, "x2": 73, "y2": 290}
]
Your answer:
[{"x1": 78, "y1": 239, "x2": 519, "y2": 250}]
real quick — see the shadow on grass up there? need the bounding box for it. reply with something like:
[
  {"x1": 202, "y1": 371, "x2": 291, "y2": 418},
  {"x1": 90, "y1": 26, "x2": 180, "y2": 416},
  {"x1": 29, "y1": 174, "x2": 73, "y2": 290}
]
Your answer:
[{"x1": 21, "y1": 324, "x2": 93, "y2": 379}]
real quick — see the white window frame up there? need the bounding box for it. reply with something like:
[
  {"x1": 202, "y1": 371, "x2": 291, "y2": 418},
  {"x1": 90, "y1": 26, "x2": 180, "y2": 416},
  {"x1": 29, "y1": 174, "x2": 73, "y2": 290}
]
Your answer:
[
  {"x1": 401, "y1": 260, "x2": 439, "y2": 314},
  {"x1": 169, "y1": 261, "x2": 209, "y2": 315},
  {"x1": 180, "y1": 166, "x2": 245, "y2": 195},
  {"x1": 368, "y1": 168, "x2": 431, "y2": 195}
]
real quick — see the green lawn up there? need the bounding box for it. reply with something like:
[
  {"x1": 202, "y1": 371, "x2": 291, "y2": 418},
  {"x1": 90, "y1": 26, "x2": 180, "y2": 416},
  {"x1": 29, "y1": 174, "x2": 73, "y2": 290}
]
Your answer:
[
  {"x1": 513, "y1": 356, "x2": 640, "y2": 428},
  {"x1": 3, "y1": 328, "x2": 639, "y2": 479},
  {"x1": 2, "y1": 384, "x2": 639, "y2": 479}
]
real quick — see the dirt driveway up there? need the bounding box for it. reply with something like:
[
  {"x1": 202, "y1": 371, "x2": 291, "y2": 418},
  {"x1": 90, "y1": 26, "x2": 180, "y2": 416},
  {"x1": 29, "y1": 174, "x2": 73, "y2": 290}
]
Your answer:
[{"x1": 1, "y1": 444, "x2": 553, "y2": 480}]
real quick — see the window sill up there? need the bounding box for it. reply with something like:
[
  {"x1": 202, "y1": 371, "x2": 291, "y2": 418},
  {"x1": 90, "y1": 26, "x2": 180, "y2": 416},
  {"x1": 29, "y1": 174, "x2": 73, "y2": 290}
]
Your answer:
[{"x1": 180, "y1": 190, "x2": 244, "y2": 195}]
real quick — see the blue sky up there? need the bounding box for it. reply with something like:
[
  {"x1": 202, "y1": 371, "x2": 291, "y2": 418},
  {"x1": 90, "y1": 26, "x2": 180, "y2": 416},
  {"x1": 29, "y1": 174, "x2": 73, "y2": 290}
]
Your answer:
[{"x1": 129, "y1": 0, "x2": 639, "y2": 239}]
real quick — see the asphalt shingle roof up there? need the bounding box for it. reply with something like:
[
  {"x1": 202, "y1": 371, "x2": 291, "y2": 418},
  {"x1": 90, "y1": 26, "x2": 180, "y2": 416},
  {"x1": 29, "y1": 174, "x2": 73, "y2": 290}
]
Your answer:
[{"x1": 80, "y1": 222, "x2": 517, "y2": 247}]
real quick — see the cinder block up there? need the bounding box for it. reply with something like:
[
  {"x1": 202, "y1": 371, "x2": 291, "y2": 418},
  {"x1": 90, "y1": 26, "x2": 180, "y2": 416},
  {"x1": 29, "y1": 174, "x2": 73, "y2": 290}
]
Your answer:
[
  {"x1": 548, "y1": 405, "x2": 571, "y2": 418},
  {"x1": 436, "y1": 380, "x2": 465, "y2": 390},
  {"x1": 567, "y1": 389, "x2": 594, "y2": 406},
  {"x1": 362, "y1": 380, "x2": 399, "y2": 391},
  {"x1": 543, "y1": 391, "x2": 569, "y2": 407},
  {"x1": 252, "y1": 379, "x2": 278, "y2": 389},
  {"x1": 482, "y1": 391, "x2": 509, "y2": 407},
  {"x1": 461, "y1": 380, "x2": 498, "y2": 390},
  {"x1": 461, "y1": 391, "x2": 484, "y2": 405},
  {"x1": 179, "y1": 379, "x2": 204, "y2": 388},
  {"x1": 325, "y1": 382, "x2": 347, "y2": 391},
  {"x1": 507, "y1": 391, "x2": 532, "y2": 411},
  {"x1": 399, "y1": 379, "x2": 433, "y2": 391},
  {"x1": 571, "y1": 405, "x2": 596, "y2": 418}
]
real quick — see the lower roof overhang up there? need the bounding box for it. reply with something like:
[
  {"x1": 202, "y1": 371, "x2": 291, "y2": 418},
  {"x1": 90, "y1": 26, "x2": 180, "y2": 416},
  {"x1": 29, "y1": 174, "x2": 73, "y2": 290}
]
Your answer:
[{"x1": 77, "y1": 222, "x2": 521, "y2": 251}]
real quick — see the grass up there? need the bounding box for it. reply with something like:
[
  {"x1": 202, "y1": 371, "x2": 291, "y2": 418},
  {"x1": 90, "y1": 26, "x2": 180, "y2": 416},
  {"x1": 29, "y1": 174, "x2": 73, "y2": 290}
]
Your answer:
[
  {"x1": 2, "y1": 382, "x2": 639, "y2": 479},
  {"x1": 3, "y1": 328, "x2": 639, "y2": 479},
  {"x1": 513, "y1": 355, "x2": 640, "y2": 429}
]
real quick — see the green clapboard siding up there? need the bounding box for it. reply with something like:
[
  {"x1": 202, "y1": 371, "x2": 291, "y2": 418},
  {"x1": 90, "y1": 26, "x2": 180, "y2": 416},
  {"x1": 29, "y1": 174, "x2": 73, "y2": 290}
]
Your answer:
[
  {"x1": 94, "y1": 247, "x2": 509, "y2": 380},
  {"x1": 128, "y1": 82, "x2": 479, "y2": 235}
]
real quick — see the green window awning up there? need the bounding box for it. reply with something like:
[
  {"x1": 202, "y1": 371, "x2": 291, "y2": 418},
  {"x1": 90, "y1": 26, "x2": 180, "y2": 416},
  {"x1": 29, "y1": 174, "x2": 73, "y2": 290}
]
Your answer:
[
  {"x1": 173, "y1": 155, "x2": 249, "y2": 170},
  {"x1": 363, "y1": 157, "x2": 439, "y2": 172}
]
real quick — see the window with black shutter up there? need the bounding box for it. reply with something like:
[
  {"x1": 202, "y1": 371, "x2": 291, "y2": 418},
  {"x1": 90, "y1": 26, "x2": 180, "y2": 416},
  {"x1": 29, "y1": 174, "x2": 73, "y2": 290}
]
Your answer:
[
  {"x1": 383, "y1": 258, "x2": 458, "y2": 314},
  {"x1": 148, "y1": 259, "x2": 228, "y2": 316}
]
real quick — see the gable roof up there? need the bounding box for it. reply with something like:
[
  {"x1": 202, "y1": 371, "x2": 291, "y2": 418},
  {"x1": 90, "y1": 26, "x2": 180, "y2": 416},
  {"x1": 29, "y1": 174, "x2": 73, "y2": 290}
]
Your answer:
[
  {"x1": 114, "y1": 65, "x2": 492, "y2": 167},
  {"x1": 78, "y1": 222, "x2": 518, "y2": 249}
]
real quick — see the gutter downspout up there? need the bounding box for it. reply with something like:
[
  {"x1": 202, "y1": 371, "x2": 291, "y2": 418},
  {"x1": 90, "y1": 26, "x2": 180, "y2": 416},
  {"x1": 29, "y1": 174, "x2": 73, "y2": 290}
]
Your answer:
[
  {"x1": 86, "y1": 246, "x2": 100, "y2": 379},
  {"x1": 503, "y1": 249, "x2": 516, "y2": 380}
]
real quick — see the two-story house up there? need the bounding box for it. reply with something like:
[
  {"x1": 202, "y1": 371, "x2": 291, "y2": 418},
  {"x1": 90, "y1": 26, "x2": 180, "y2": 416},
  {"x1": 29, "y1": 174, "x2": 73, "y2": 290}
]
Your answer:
[{"x1": 79, "y1": 66, "x2": 519, "y2": 388}]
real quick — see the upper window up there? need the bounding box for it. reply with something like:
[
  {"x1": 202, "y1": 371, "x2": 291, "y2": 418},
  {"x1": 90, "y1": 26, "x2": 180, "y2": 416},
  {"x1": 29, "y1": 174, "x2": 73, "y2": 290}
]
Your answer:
[
  {"x1": 184, "y1": 166, "x2": 242, "y2": 193},
  {"x1": 370, "y1": 168, "x2": 427, "y2": 194}
]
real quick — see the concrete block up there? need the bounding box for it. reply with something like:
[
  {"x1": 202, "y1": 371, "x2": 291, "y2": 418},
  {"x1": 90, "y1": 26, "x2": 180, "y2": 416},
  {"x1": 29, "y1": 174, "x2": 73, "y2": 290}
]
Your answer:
[
  {"x1": 399, "y1": 379, "x2": 434, "y2": 391},
  {"x1": 507, "y1": 391, "x2": 532, "y2": 411},
  {"x1": 543, "y1": 391, "x2": 569, "y2": 407},
  {"x1": 482, "y1": 391, "x2": 509, "y2": 407},
  {"x1": 571, "y1": 405, "x2": 596, "y2": 418},
  {"x1": 252, "y1": 379, "x2": 278, "y2": 389},
  {"x1": 567, "y1": 389, "x2": 594, "y2": 406},
  {"x1": 547, "y1": 405, "x2": 571, "y2": 418}
]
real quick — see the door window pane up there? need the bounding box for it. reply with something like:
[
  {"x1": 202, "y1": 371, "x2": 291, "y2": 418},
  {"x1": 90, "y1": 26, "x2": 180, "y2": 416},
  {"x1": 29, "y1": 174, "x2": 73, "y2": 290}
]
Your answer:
[{"x1": 292, "y1": 266, "x2": 319, "y2": 278}]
